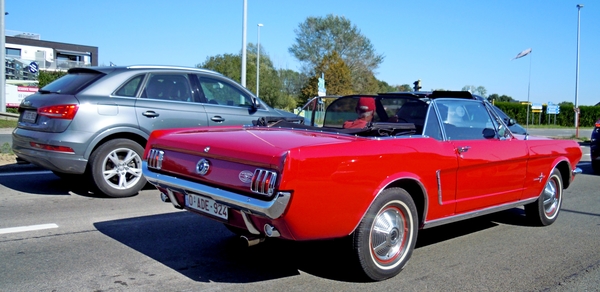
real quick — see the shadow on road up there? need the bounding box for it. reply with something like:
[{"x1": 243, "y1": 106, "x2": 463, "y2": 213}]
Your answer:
[{"x1": 94, "y1": 209, "x2": 522, "y2": 283}]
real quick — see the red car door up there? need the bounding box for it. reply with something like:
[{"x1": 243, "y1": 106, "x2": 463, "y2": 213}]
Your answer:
[{"x1": 436, "y1": 99, "x2": 529, "y2": 213}]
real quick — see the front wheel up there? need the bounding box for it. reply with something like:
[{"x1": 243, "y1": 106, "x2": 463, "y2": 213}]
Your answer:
[
  {"x1": 88, "y1": 139, "x2": 146, "y2": 198},
  {"x1": 525, "y1": 168, "x2": 563, "y2": 226},
  {"x1": 352, "y1": 188, "x2": 418, "y2": 281}
]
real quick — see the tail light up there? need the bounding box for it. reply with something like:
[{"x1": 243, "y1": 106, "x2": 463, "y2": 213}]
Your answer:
[
  {"x1": 38, "y1": 104, "x2": 79, "y2": 120},
  {"x1": 251, "y1": 169, "x2": 277, "y2": 196},
  {"x1": 595, "y1": 119, "x2": 600, "y2": 128},
  {"x1": 147, "y1": 149, "x2": 164, "y2": 169}
]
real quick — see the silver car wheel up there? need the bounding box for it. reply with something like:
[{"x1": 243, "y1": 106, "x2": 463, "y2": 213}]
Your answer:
[
  {"x1": 101, "y1": 147, "x2": 143, "y2": 190},
  {"x1": 370, "y1": 206, "x2": 407, "y2": 264},
  {"x1": 542, "y1": 174, "x2": 560, "y2": 219}
]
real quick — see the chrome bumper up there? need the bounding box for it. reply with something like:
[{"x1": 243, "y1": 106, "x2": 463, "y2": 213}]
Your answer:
[{"x1": 142, "y1": 162, "x2": 291, "y2": 219}]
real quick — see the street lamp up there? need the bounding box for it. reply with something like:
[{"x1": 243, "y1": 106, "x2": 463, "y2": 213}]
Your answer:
[
  {"x1": 256, "y1": 23, "x2": 263, "y2": 97},
  {"x1": 574, "y1": 4, "x2": 583, "y2": 137}
]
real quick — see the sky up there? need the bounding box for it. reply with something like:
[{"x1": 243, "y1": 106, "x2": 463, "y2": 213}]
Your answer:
[{"x1": 5, "y1": 0, "x2": 599, "y2": 106}]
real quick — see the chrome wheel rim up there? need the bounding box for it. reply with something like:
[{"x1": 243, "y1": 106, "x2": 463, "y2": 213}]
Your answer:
[
  {"x1": 102, "y1": 147, "x2": 143, "y2": 190},
  {"x1": 370, "y1": 205, "x2": 408, "y2": 266},
  {"x1": 542, "y1": 176, "x2": 560, "y2": 218}
]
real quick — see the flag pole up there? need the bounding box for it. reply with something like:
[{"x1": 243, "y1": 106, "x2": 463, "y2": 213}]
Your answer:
[{"x1": 526, "y1": 52, "x2": 532, "y2": 133}]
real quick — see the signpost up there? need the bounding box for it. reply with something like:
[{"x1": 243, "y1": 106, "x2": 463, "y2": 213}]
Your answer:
[
  {"x1": 531, "y1": 103, "x2": 542, "y2": 124},
  {"x1": 317, "y1": 73, "x2": 326, "y2": 97},
  {"x1": 546, "y1": 102, "x2": 560, "y2": 125}
]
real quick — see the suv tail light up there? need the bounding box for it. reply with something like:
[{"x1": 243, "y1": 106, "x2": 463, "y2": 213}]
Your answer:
[
  {"x1": 595, "y1": 119, "x2": 600, "y2": 128},
  {"x1": 38, "y1": 104, "x2": 79, "y2": 120}
]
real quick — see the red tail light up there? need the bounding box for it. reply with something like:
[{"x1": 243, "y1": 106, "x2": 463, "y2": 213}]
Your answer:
[
  {"x1": 38, "y1": 104, "x2": 79, "y2": 120},
  {"x1": 595, "y1": 119, "x2": 600, "y2": 128},
  {"x1": 251, "y1": 169, "x2": 277, "y2": 196}
]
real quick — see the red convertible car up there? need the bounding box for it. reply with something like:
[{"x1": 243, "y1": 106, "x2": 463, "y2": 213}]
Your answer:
[{"x1": 142, "y1": 91, "x2": 582, "y2": 281}]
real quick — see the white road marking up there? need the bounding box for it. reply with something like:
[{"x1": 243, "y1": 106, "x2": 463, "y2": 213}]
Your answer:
[
  {"x1": 0, "y1": 170, "x2": 53, "y2": 177},
  {"x1": 0, "y1": 223, "x2": 59, "y2": 234}
]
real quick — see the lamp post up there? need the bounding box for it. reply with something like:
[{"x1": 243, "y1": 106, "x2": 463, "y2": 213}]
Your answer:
[
  {"x1": 240, "y1": 0, "x2": 247, "y2": 87},
  {"x1": 574, "y1": 4, "x2": 583, "y2": 137},
  {"x1": 256, "y1": 23, "x2": 263, "y2": 97}
]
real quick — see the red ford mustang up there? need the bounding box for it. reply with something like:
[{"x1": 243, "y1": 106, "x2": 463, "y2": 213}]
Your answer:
[{"x1": 142, "y1": 91, "x2": 582, "y2": 281}]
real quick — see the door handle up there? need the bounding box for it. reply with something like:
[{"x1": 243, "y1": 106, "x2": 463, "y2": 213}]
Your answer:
[
  {"x1": 211, "y1": 116, "x2": 225, "y2": 123},
  {"x1": 142, "y1": 111, "x2": 159, "y2": 118},
  {"x1": 457, "y1": 146, "x2": 471, "y2": 154}
]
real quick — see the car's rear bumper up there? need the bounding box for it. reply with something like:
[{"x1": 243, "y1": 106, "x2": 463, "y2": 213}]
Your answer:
[
  {"x1": 12, "y1": 128, "x2": 88, "y2": 174},
  {"x1": 142, "y1": 162, "x2": 291, "y2": 219}
]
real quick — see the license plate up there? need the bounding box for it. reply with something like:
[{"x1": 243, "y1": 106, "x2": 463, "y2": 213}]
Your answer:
[
  {"x1": 22, "y1": 110, "x2": 37, "y2": 123},
  {"x1": 185, "y1": 193, "x2": 228, "y2": 220}
]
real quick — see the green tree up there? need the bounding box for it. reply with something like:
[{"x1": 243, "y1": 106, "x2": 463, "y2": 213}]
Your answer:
[
  {"x1": 488, "y1": 93, "x2": 516, "y2": 103},
  {"x1": 462, "y1": 85, "x2": 487, "y2": 97},
  {"x1": 198, "y1": 44, "x2": 296, "y2": 111},
  {"x1": 37, "y1": 70, "x2": 67, "y2": 88},
  {"x1": 395, "y1": 84, "x2": 413, "y2": 92},
  {"x1": 289, "y1": 14, "x2": 384, "y2": 93},
  {"x1": 317, "y1": 51, "x2": 353, "y2": 96}
]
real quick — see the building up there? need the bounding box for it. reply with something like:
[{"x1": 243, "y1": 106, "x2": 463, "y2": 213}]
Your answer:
[{"x1": 4, "y1": 31, "x2": 99, "y2": 106}]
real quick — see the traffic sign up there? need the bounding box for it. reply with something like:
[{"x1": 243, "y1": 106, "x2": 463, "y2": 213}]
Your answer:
[{"x1": 28, "y1": 62, "x2": 39, "y2": 74}]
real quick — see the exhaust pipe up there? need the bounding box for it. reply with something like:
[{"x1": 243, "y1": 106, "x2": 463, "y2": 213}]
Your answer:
[
  {"x1": 160, "y1": 192, "x2": 171, "y2": 203},
  {"x1": 240, "y1": 235, "x2": 265, "y2": 247}
]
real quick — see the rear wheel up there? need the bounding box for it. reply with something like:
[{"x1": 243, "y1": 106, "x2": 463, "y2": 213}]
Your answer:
[
  {"x1": 525, "y1": 168, "x2": 563, "y2": 226},
  {"x1": 352, "y1": 188, "x2": 418, "y2": 281},
  {"x1": 88, "y1": 139, "x2": 146, "y2": 198}
]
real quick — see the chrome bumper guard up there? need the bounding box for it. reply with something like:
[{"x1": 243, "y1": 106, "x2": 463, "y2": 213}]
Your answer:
[{"x1": 142, "y1": 162, "x2": 291, "y2": 219}]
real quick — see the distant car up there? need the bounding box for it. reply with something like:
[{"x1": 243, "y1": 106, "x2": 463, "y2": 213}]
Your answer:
[
  {"x1": 591, "y1": 118, "x2": 600, "y2": 174},
  {"x1": 12, "y1": 65, "x2": 296, "y2": 198},
  {"x1": 142, "y1": 91, "x2": 582, "y2": 281}
]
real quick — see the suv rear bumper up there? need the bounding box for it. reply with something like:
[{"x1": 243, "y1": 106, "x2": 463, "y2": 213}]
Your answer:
[{"x1": 12, "y1": 128, "x2": 88, "y2": 174}]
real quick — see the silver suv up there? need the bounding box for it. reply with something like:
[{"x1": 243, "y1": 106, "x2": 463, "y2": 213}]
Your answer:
[{"x1": 13, "y1": 65, "x2": 296, "y2": 197}]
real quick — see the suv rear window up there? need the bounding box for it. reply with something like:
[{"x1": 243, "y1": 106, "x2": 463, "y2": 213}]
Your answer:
[{"x1": 40, "y1": 71, "x2": 105, "y2": 95}]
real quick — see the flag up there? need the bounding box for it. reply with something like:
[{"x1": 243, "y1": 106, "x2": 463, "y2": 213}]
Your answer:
[{"x1": 512, "y1": 48, "x2": 532, "y2": 60}]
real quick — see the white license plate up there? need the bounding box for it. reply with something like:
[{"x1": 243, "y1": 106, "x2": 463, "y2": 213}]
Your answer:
[
  {"x1": 22, "y1": 110, "x2": 37, "y2": 123},
  {"x1": 185, "y1": 193, "x2": 228, "y2": 220}
]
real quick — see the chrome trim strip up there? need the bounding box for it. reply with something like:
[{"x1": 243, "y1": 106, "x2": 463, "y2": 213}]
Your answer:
[
  {"x1": 422, "y1": 197, "x2": 537, "y2": 229},
  {"x1": 436, "y1": 170, "x2": 442, "y2": 205},
  {"x1": 142, "y1": 162, "x2": 290, "y2": 219},
  {"x1": 241, "y1": 212, "x2": 261, "y2": 235}
]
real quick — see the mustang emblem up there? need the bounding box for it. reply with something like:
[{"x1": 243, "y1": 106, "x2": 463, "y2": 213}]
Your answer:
[
  {"x1": 196, "y1": 159, "x2": 210, "y2": 175},
  {"x1": 239, "y1": 170, "x2": 253, "y2": 183}
]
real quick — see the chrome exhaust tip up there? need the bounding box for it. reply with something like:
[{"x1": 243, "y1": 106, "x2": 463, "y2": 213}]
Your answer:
[
  {"x1": 160, "y1": 192, "x2": 171, "y2": 203},
  {"x1": 264, "y1": 224, "x2": 280, "y2": 237},
  {"x1": 240, "y1": 235, "x2": 265, "y2": 247}
]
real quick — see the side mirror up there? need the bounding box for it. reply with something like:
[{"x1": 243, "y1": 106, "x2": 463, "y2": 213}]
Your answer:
[
  {"x1": 482, "y1": 128, "x2": 496, "y2": 139},
  {"x1": 506, "y1": 118, "x2": 516, "y2": 126},
  {"x1": 252, "y1": 98, "x2": 261, "y2": 109}
]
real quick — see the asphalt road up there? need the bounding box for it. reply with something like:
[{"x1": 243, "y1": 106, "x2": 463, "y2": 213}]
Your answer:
[{"x1": 0, "y1": 145, "x2": 598, "y2": 291}]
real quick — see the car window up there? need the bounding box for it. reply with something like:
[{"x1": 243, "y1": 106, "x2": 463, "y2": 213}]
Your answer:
[
  {"x1": 115, "y1": 75, "x2": 144, "y2": 97},
  {"x1": 40, "y1": 71, "x2": 104, "y2": 95},
  {"x1": 436, "y1": 99, "x2": 495, "y2": 140},
  {"x1": 423, "y1": 105, "x2": 442, "y2": 140},
  {"x1": 142, "y1": 74, "x2": 192, "y2": 102},
  {"x1": 198, "y1": 76, "x2": 254, "y2": 108}
]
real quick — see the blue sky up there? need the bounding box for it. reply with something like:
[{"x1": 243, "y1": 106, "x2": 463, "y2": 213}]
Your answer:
[{"x1": 6, "y1": 0, "x2": 599, "y2": 106}]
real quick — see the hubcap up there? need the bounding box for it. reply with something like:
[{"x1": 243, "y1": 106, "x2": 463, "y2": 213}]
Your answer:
[
  {"x1": 542, "y1": 177, "x2": 559, "y2": 217},
  {"x1": 370, "y1": 207, "x2": 407, "y2": 264},
  {"x1": 102, "y1": 148, "x2": 142, "y2": 190}
]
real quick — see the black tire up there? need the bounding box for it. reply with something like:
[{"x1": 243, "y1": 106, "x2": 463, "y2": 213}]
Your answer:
[
  {"x1": 88, "y1": 139, "x2": 146, "y2": 198},
  {"x1": 592, "y1": 160, "x2": 600, "y2": 175},
  {"x1": 525, "y1": 168, "x2": 563, "y2": 226},
  {"x1": 352, "y1": 188, "x2": 418, "y2": 281}
]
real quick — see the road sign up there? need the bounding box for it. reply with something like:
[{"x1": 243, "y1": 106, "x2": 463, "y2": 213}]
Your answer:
[
  {"x1": 317, "y1": 73, "x2": 326, "y2": 97},
  {"x1": 28, "y1": 62, "x2": 39, "y2": 74},
  {"x1": 546, "y1": 105, "x2": 560, "y2": 115}
]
